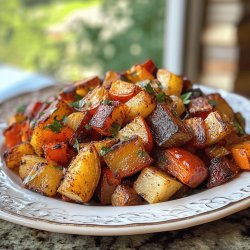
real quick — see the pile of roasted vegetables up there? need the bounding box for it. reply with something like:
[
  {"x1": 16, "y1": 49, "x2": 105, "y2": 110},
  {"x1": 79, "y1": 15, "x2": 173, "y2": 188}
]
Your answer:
[{"x1": 2, "y1": 60, "x2": 250, "y2": 206}]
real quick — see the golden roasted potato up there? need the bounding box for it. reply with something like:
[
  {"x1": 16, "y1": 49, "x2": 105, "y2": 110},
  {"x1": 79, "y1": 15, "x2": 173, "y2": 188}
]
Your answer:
[
  {"x1": 134, "y1": 166, "x2": 183, "y2": 204},
  {"x1": 3, "y1": 142, "x2": 35, "y2": 169},
  {"x1": 23, "y1": 163, "x2": 64, "y2": 197},
  {"x1": 111, "y1": 184, "x2": 142, "y2": 206},
  {"x1": 207, "y1": 93, "x2": 234, "y2": 121},
  {"x1": 157, "y1": 69, "x2": 183, "y2": 96},
  {"x1": 170, "y1": 95, "x2": 185, "y2": 116},
  {"x1": 188, "y1": 97, "x2": 213, "y2": 118},
  {"x1": 117, "y1": 116, "x2": 153, "y2": 152},
  {"x1": 205, "y1": 145, "x2": 230, "y2": 159},
  {"x1": 58, "y1": 145, "x2": 101, "y2": 203},
  {"x1": 125, "y1": 91, "x2": 156, "y2": 122},
  {"x1": 204, "y1": 111, "x2": 233, "y2": 145},
  {"x1": 90, "y1": 101, "x2": 127, "y2": 136},
  {"x1": 19, "y1": 155, "x2": 47, "y2": 180},
  {"x1": 103, "y1": 136, "x2": 153, "y2": 178},
  {"x1": 103, "y1": 70, "x2": 121, "y2": 89}
]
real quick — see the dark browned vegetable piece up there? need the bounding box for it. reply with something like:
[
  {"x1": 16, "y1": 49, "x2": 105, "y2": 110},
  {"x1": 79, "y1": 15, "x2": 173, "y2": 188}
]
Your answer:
[
  {"x1": 184, "y1": 117, "x2": 206, "y2": 148},
  {"x1": 188, "y1": 97, "x2": 213, "y2": 118},
  {"x1": 147, "y1": 104, "x2": 192, "y2": 148},
  {"x1": 111, "y1": 184, "x2": 142, "y2": 206},
  {"x1": 207, "y1": 156, "x2": 240, "y2": 188}
]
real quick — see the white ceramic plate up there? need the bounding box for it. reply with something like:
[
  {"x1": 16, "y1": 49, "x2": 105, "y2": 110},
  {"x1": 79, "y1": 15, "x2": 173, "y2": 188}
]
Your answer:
[{"x1": 0, "y1": 85, "x2": 249, "y2": 236}]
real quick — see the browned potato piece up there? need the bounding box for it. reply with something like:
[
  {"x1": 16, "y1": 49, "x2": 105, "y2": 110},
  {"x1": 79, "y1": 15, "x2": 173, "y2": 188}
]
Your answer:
[
  {"x1": 103, "y1": 71, "x2": 121, "y2": 89},
  {"x1": 3, "y1": 142, "x2": 35, "y2": 169},
  {"x1": 205, "y1": 145, "x2": 230, "y2": 159},
  {"x1": 97, "y1": 167, "x2": 121, "y2": 205},
  {"x1": 19, "y1": 155, "x2": 47, "y2": 180},
  {"x1": 157, "y1": 69, "x2": 183, "y2": 96},
  {"x1": 90, "y1": 101, "x2": 127, "y2": 136},
  {"x1": 188, "y1": 97, "x2": 213, "y2": 117},
  {"x1": 58, "y1": 145, "x2": 101, "y2": 203},
  {"x1": 23, "y1": 163, "x2": 63, "y2": 197},
  {"x1": 170, "y1": 95, "x2": 185, "y2": 116},
  {"x1": 184, "y1": 117, "x2": 206, "y2": 148},
  {"x1": 103, "y1": 136, "x2": 153, "y2": 178},
  {"x1": 59, "y1": 76, "x2": 101, "y2": 102},
  {"x1": 111, "y1": 185, "x2": 142, "y2": 206},
  {"x1": 207, "y1": 93, "x2": 234, "y2": 121},
  {"x1": 134, "y1": 166, "x2": 183, "y2": 204},
  {"x1": 125, "y1": 91, "x2": 156, "y2": 122},
  {"x1": 207, "y1": 156, "x2": 240, "y2": 188},
  {"x1": 204, "y1": 111, "x2": 233, "y2": 145},
  {"x1": 147, "y1": 104, "x2": 192, "y2": 148},
  {"x1": 36, "y1": 99, "x2": 73, "y2": 125}
]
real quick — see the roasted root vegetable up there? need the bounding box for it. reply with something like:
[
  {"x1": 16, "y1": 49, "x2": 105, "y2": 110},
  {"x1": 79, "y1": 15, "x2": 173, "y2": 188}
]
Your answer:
[
  {"x1": 207, "y1": 156, "x2": 239, "y2": 188},
  {"x1": 207, "y1": 93, "x2": 234, "y2": 121},
  {"x1": 117, "y1": 116, "x2": 153, "y2": 152},
  {"x1": 58, "y1": 145, "x2": 101, "y2": 203},
  {"x1": 157, "y1": 69, "x2": 183, "y2": 96},
  {"x1": 154, "y1": 148, "x2": 208, "y2": 188},
  {"x1": 3, "y1": 143, "x2": 35, "y2": 169},
  {"x1": 97, "y1": 167, "x2": 121, "y2": 205},
  {"x1": 19, "y1": 155, "x2": 47, "y2": 180},
  {"x1": 184, "y1": 117, "x2": 206, "y2": 148},
  {"x1": 231, "y1": 141, "x2": 250, "y2": 170},
  {"x1": 23, "y1": 163, "x2": 64, "y2": 197},
  {"x1": 109, "y1": 80, "x2": 140, "y2": 102},
  {"x1": 134, "y1": 166, "x2": 183, "y2": 204},
  {"x1": 125, "y1": 91, "x2": 156, "y2": 122},
  {"x1": 204, "y1": 111, "x2": 233, "y2": 145},
  {"x1": 2, "y1": 59, "x2": 249, "y2": 206},
  {"x1": 59, "y1": 76, "x2": 100, "y2": 102},
  {"x1": 103, "y1": 136, "x2": 153, "y2": 178},
  {"x1": 90, "y1": 101, "x2": 127, "y2": 136},
  {"x1": 111, "y1": 184, "x2": 142, "y2": 206},
  {"x1": 147, "y1": 104, "x2": 192, "y2": 148}
]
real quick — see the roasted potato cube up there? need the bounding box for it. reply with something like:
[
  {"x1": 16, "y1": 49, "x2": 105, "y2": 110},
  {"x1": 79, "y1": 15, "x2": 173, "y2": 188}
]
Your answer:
[
  {"x1": 43, "y1": 142, "x2": 75, "y2": 167},
  {"x1": 134, "y1": 166, "x2": 183, "y2": 204},
  {"x1": 64, "y1": 111, "x2": 92, "y2": 143},
  {"x1": 188, "y1": 97, "x2": 213, "y2": 118},
  {"x1": 231, "y1": 141, "x2": 250, "y2": 170},
  {"x1": 3, "y1": 123, "x2": 23, "y2": 149},
  {"x1": 97, "y1": 167, "x2": 121, "y2": 205},
  {"x1": 184, "y1": 117, "x2": 206, "y2": 148},
  {"x1": 157, "y1": 69, "x2": 183, "y2": 96},
  {"x1": 19, "y1": 155, "x2": 47, "y2": 180},
  {"x1": 141, "y1": 59, "x2": 157, "y2": 74},
  {"x1": 154, "y1": 147, "x2": 208, "y2": 188},
  {"x1": 109, "y1": 80, "x2": 140, "y2": 102},
  {"x1": 111, "y1": 184, "x2": 142, "y2": 206},
  {"x1": 207, "y1": 93, "x2": 234, "y2": 121},
  {"x1": 170, "y1": 95, "x2": 185, "y2": 116},
  {"x1": 207, "y1": 156, "x2": 240, "y2": 188},
  {"x1": 125, "y1": 91, "x2": 156, "y2": 122},
  {"x1": 3, "y1": 142, "x2": 35, "y2": 169},
  {"x1": 59, "y1": 76, "x2": 101, "y2": 102},
  {"x1": 90, "y1": 101, "x2": 127, "y2": 136},
  {"x1": 103, "y1": 136, "x2": 153, "y2": 178},
  {"x1": 124, "y1": 64, "x2": 155, "y2": 83},
  {"x1": 58, "y1": 145, "x2": 101, "y2": 203},
  {"x1": 23, "y1": 163, "x2": 63, "y2": 197},
  {"x1": 37, "y1": 99, "x2": 73, "y2": 126},
  {"x1": 80, "y1": 86, "x2": 109, "y2": 115},
  {"x1": 8, "y1": 113, "x2": 26, "y2": 125},
  {"x1": 117, "y1": 116, "x2": 153, "y2": 152},
  {"x1": 103, "y1": 71, "x2": 121, "y2": 89},
  {"x1": 205, "y1": 145, "x2": 230, "y2": 159},
  {"x1": 204, "y1": 111, "x2": 233, "y2": 145},
  {"x1": 147, "y1": 104, "x2": 192, "y2": 148}
]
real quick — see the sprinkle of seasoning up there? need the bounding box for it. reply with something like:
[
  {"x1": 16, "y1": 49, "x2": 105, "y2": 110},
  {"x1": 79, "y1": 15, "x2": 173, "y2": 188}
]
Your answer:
[
  {"x1": 43, "y1": 119, "x2": 62, "y2": 133},
  {"x1": 137, "y1": 150, "x2": 147, "y2": 158},
  {"x1": 156, "y1": 92, "x2": 167, "y2": 103},
  {"x1": 17, "y1": 104, "x2": 27, "y2": 114},
  {"x1": 84, "y1": 124, "x2": 91, "y2": 130},
  {"x1": 110, "y1": 123, "x2": 121, "y2": 137},
  {"x1": 69, "y1": 99, "x2": 85, "y2": 109},
  {"x1": 208, "y1": 100, "x2": 218, "y2": 106},
  {"x1": 73, "y1": 139, "x2": 80, "y2": 153},
  {"x1": 233, "y1": 119, "x2": 245, "y2": 135}
]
